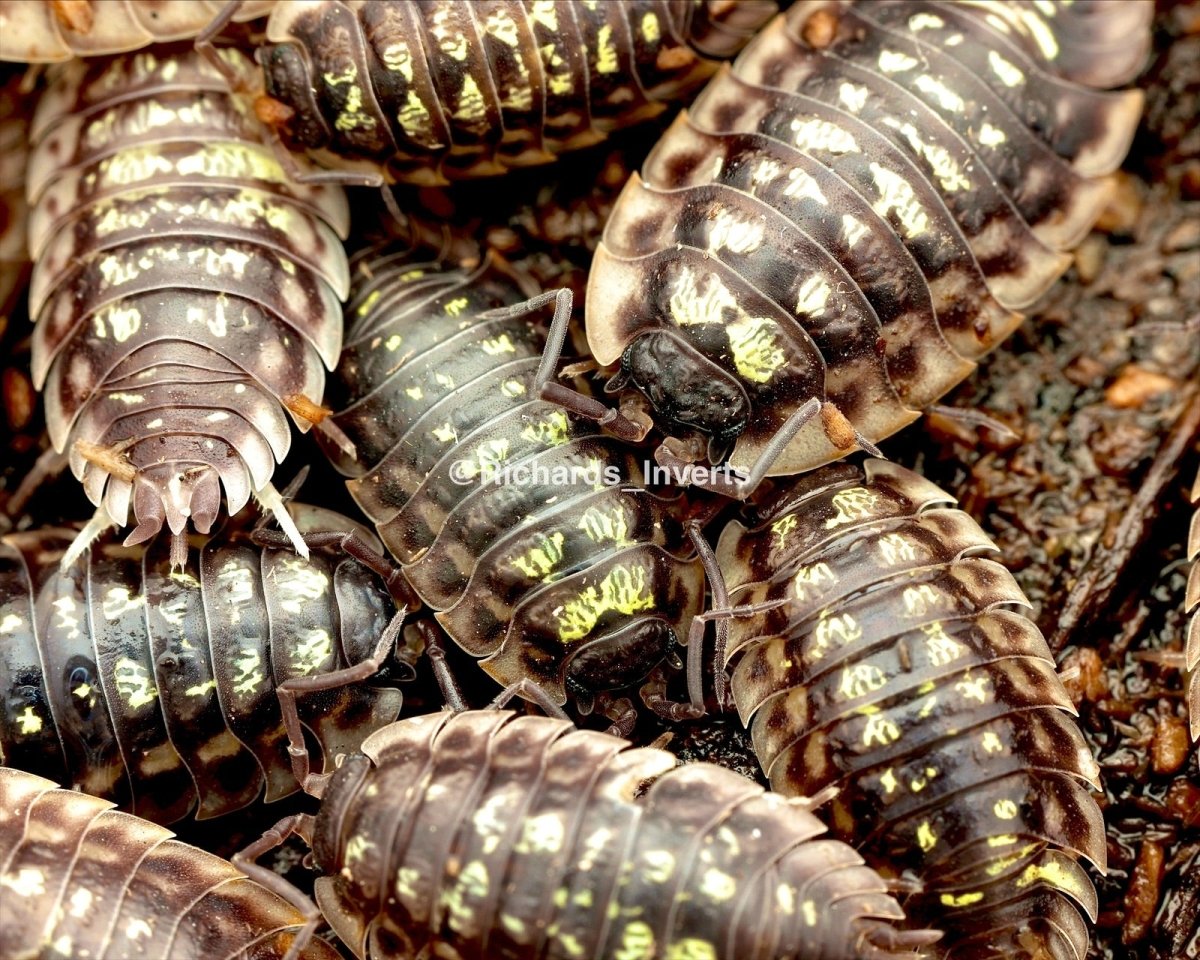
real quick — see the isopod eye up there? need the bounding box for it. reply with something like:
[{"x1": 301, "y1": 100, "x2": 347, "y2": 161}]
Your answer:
[
  {"x1": 621, "y1": 331, "x2": 751, "y2": 445},
  {"x1": 564, "y1": 618, "x2": 677, "y2": 696}
]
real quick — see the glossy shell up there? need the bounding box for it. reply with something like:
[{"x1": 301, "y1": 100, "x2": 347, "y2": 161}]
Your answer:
[
  {"x1": 309, "y1": 709, "x2": 935, "y2": 960},
  {"x1": 258, "y1": 0, "x2": 778, "y2": 184},
  {"x1": 27, "y1": 45, "x2": 350, "y2": 547},
  {"x1": 0, "y1": 69, "x2": 28, "y2": 329},
  {"x1": 0, "y1": 503, "x2": 401, "y2": 823},
  {"x1": 0, "y1": 0, "x2": 276, "y2": 62},
  {"x1": 1188, "y1": 466, "x2": 1199, "y2": 741},
  {"x1": 716, "y1": 459, "x2": 1106, "y2": 960},
  {"x1": 586, "y1": 0, "x2": 1150, "y2": 477},
  {"x1": 0, "y1": 766, "x2": 340, "y2": 960},
  {"x1": 322, "y1": 248, "x2": 703, "y2": 710}
]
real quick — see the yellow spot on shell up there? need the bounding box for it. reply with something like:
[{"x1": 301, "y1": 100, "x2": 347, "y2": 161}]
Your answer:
[
  {"x1": 445, "y1": 297, "x2": 470, "y2": 317},
  {"x1": 993, "y1": 799, "x2": 1020, "y2": 820},
  {"x1": 700, "y1": 868, "x2": 736, "y2": 901},
  {"x1": 642, "y1": 12, "x2": 661, "y2": 43},
  {"x1": 860, "y1": 706, "x2": 902, "y2": 746},
  {"x1": 15, "y1": 707, "x2": 42, "y2": 735},
  {"x1": 595, "y1": 24, "x2": 619, "y2": 73},
  {"x1": 615, "y1": 921, "x2": 654, "y2": 960},
  {"x1": 839, "y1": 662, "x2": 888, "y2": 699},
  {"x1": 520, "y1": 411, "x2": 570, "y2": 446},
  {"x1": 73, "y1": 683, "x2": 92, "y2": 699},
  {"x1": 501, "y1": 379, "x2": 526, "y2": 398},
  {"x1": 481, "y1": 333, "x2": 517, "y2": 355},
  {"x1": 727, "y1": 317, "x2": 787, "y2": 383},
  {"x1": 917, "y1": 821, "x2": 938, "y2": 852},
  {"x1": 667, "y1": 941, "x2": 716, "y2": 960},
  {"x1": 876, "y1": 532, "x2": 918, "y2": 566},
  {"x1": 902, "y1": 584, "x2": 944, "y2": 617},
  {"x1": 114, "y1": 657, "x2": 157, "y2": 710},
  {"x1": 515, "y1": 813, "x2": 565, "y2": 854},
  {"x1": 510, "y1": 532, "x2": 565, "y2": 580},
  {"x1": 643, "y1": 849, "x2": 675, "y2": 883},
  {"x1": 125, "y1": 918, "x2": 152, "y2": 940},
  {"x1": 825, "y1": 487, "x2": 880, "y2": 528},
  {"x1": 184, "y1": 680, "x2": 217, "y2": 697},
  {"x1": 770, "y1": 514, "x2": 798, "y2": 549},
  {"x1": 981, "y1": 731, "x2": 1004, "y2": 754},
  {"x1": 1, "y1": 868, "x2": 45, "y2": 897},
  {"x1": 940, "y1": 891, "x2": 984, "y2": 907},
  {"x1": 880, "y1": 768, "x2": 898, "y2": 795},
  {"x1": 556, "y1": 564, "x2": 655, "y2": 643},
  {"x1": 802, "y1": 900, "x2": 817, "y2": 926},
  {"x1": 577, "y1": 503, "x2": 630, "y2": 545}
]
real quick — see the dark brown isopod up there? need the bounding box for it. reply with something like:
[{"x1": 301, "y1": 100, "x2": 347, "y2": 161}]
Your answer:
[
  {"x1": 0, "y1": 766, "x2": 340, "y2": 959},
  {"x1": 713, "y1": 458, "x2": 1106, "y2": 960},
  {"x1": 237, "y1": 708, "x2": 942, "y2": 960},
  {"x1": 313, "y1": 244, "x2": 712, "y2": 732},
  {"x1": 0, "y1": 502, "x2": 404, "y2": 824},
  {"x1": 585, "y1": 0, "x2": 1151, "y2": 496},
  {"x1": 254, "y1": 0, "x2": 779, "y2": 185}
]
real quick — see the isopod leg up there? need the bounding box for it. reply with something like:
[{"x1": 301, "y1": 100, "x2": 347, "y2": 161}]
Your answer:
[
  {"x1": 639, "y1": 670, "x2": 704, "y2": 724},
  {"x1": 232, "y1": 813, "x2": 323, "y2": 960},
  {"x1": 688, "y1": 521, "x2": 731, "y2": 709},
  {"x1": 656, "y1": 397, "x2": 883, "y2": 499},
  {"x1": 596, "y1": 695, "x2": 638, "y2": 738},
  {"x1": 414, "y1": 620, "x2": 467, "y2": 713},
  {"x1": 480, "y1": 290, "x2": 646, "y2": 442},
  {"x1": 489, "y1": 679, "x2": 571, "y2": 722},
  {"x1": 275, "y1": 609, "x2": 407, "y2": 796},
  {"x1": 283, "y1": 394, "x2": 357, "y2": 459},
  {"x1": 194, "y1": 0, "x2": 247, "y2": 90}
]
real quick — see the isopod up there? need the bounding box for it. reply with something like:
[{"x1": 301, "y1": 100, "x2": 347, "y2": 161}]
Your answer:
[
  {"x1": 254, "y1": 0, "x2": 779, "y2": 185},
  {"x1": 26, "y1": 43, "x2": 352, "y2": 563},
  {"x1": 585, "y1": 0, "x2": 1151, "y2": 495},
  {"x1": 310, "y1": 244, "x2": 711, "y2": 731},
  {"x1": 0, "y1": 502, "x2": 404, "y2": 824},
  {"x1": 0, "y1": 0, "x2": 275, "y2": 62},
  {"x1": 236, "y1": 708, "x2": 942, "y2": 960},
  {"x1": 712, "y1": 458, "x2": 1106, "y2": 959},
  {"x1": 0, "y1": 766, "x2": 341, "y2": 959}
]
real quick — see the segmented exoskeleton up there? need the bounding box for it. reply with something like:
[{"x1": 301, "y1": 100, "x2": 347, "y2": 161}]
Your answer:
[
  {"x1": 1188, "y1": 465, "x2": 1199, "y2": 740},
  {"x1": 255, "y1": 0, "x2": 779, "y2": 185},
  {"x1": 0, "y1": 0, "x2": 275, "y2": 62},
  {"x1": 236, "y1": 709, "x2": 941, "y2": 960},
  {"x1": 714, "y1": 459, "x2": 1106, "y2": 960},
  {"x1": 27, "y1": 44, "x2": 352, "y2": 564},
  {"x1": 317, "y1": 245, "x2": 710, "y2": 730},
  {"x1": 0, "y1": 68, "x2": 27, "y2": 331},
  {"x1": 0, "y1": 766, "x2": 341, "y2": 960},
  {"x1": 0, "y1": 502, "x2": 403, "y2": 825},
  {"x1": 586, "y1": 0, "x2": 1151, "y2": 495}
]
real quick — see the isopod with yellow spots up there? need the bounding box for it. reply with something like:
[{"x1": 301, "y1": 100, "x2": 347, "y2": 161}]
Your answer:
[{"x1": 714, "y1": 459, "x2": 1107, "y2": 960}]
